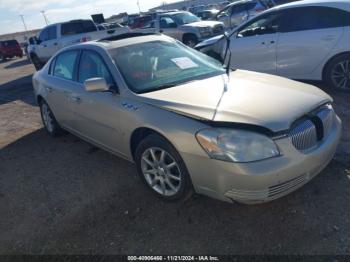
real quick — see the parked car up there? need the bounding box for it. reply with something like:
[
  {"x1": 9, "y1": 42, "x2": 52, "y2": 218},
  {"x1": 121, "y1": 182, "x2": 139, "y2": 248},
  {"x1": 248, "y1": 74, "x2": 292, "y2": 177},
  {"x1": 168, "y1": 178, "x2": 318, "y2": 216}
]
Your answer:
[
  {"x1": 197, "y1": 0, "x2": 350, "y2": 92},
  {"x1": 29, "y1": 19, "x2": 130, "y2": 70},
  {"x1": 136, "y1": 11, "x2": 224, "y2": 47},
  {"x1": 128, "y1": 15, "x2": 153, "y2": 29},
  {"x1": 0, "y1": 39, "x2": 23, "y2": 62},
  {"x1": 216, "y1": 0, "x2": 273, "y2": 30},
  {"x1": 33, "y1": 34, "x2": 341, "y2": 204},
  {"x1": 196, "y1": 9, "x2": 220, "y2": 20}
]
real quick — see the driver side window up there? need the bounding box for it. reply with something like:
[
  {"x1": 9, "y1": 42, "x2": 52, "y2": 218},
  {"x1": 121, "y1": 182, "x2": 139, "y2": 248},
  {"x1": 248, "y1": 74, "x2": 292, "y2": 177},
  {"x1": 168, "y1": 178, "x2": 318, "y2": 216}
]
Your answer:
[
  {"x1": 237, "y1": 12, "x2": 281, "y2": 37},
  {"x1": 160, "y1": 16, "x2": 177, "y2": 28},
  {"x1": 78, "y1": 50, "x2": 115, "y2": 87}
]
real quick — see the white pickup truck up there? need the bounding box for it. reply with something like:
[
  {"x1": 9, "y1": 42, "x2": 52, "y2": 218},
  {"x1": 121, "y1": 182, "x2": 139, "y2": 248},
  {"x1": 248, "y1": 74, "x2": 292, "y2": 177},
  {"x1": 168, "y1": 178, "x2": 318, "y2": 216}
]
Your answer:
[
  {"x1": 30, "y1": 19, "x2": 130, "y2": 70},
  {"x1": 138, "y1": 11, "x2": 225, "y2": 47}
]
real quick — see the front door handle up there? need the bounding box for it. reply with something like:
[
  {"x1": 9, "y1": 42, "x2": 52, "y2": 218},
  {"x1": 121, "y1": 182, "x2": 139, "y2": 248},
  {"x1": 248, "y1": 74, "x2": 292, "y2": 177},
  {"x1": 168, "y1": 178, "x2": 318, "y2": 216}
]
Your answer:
[
  {"x1": 45, "y1": 86, "x2": 53, "y2": 92},
  {"x1": 159, "y1": 30, "x2": 163, "y2": 33},
  {"x1": 71, "y1": 96, "x2": 81, "y2": 103}
]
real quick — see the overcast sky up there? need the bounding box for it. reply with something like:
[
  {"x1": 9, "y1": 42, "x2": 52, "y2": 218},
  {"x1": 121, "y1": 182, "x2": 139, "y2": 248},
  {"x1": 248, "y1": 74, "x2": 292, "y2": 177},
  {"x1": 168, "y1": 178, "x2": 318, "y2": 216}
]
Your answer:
[{"x1": 0, "y1": 0, "x2": 178, "y2": 35}]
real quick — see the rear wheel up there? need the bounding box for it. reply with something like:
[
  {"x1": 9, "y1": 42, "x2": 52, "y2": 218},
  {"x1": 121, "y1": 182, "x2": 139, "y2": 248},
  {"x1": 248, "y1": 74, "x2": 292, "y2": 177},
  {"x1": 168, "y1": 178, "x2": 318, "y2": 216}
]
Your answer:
[
  {"x1": 39, "y1": 100, "x2": 65, "y2": 137},
  {"x1": 135, "y1": 134, "x2": 193, "y2": 201},
  {"x1": 324, "y1": 54, "x2": 350, "y2": 92}
]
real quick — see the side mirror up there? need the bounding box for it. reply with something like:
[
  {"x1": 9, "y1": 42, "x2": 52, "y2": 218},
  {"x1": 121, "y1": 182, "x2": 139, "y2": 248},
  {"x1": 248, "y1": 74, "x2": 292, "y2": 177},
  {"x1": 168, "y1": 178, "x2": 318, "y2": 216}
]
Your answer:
[{"x1": 84, "y1": 78, "x2": 109, "y2": 92}]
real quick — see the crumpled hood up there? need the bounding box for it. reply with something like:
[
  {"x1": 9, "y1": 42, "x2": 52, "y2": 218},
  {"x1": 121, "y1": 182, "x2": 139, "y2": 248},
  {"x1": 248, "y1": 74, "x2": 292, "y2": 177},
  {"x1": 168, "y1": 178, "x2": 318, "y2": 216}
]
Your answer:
[
  {"x1": 137, "y1": 70, "x2": 332, "y2": 132},
  {"x1": 180, "y1": 20, "x2": 223, "y2": 28}
]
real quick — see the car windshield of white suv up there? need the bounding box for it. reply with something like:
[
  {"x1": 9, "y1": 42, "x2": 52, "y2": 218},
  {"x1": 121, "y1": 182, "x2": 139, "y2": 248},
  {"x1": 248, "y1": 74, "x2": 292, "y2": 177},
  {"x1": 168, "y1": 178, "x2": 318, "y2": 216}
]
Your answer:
[
  {"x1": 173, "y1": 13, "x2": 201, "y2": 25},
  {"x1": 109, "y1": 40, "x2": 225, "y2": 94}
]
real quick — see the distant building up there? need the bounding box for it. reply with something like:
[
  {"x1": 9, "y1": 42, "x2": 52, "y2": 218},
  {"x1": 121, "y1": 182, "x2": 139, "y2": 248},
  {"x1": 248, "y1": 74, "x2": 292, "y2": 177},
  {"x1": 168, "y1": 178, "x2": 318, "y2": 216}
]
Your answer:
[{"x1": 149, "y1": 0, "x2": 231, "y2": 11}]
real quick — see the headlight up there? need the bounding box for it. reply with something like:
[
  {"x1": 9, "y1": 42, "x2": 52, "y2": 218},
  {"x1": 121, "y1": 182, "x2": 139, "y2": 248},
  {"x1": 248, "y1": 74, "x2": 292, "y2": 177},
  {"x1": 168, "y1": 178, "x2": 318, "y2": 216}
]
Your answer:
[{"x1": 196, "y1": 129, "x2": 280, "y2": 163}]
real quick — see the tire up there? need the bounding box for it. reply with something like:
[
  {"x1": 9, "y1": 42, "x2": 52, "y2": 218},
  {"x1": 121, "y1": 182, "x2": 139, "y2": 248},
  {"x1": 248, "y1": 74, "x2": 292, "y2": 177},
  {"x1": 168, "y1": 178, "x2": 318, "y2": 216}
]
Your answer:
[
  {"x1": 183, "y1": 34, "x2": 198, "y2": 48},
  {"x1": 39, "y1": 100, "x2": 65, "y2": 137},
  {"x1": 135, "y1": 134, "x2": 193, "y2": 201},
  {"x1": 31, "y1": 54, "x2": 44, "y2": 71},
  {"x1": 324, "y1": 54, "x2": 350, "y2": 92}
]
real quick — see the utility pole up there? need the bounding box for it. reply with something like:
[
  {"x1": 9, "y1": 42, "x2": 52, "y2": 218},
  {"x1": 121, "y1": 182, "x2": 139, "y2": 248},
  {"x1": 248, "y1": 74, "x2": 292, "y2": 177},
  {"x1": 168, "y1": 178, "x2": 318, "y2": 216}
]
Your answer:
[
  {"x1": 137, "y1": 0, "x2": 141, "y2": 14},
  {"x1": 40, "y1": 10, "x2": 49, "y2": 25},
  {"x1": 20, "y1": 15, "x2": 28, "y2": 31}
]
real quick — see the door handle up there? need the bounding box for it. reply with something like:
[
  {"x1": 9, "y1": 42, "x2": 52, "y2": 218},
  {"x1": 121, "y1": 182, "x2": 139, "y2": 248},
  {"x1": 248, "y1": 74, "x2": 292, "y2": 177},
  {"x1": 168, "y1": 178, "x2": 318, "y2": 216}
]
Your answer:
[
  {"x1": 159, "y1": 30, "x2": 163, "y2": 33},
  {"x1": 45, "y1": 86, "x2": 53, "y2": 92},
  {"x1": 71, "y1": 96, "x2": 81, "y2": 103},
  {"x1": 53, "y1": 42, "x2": 58, "y2": 46}
]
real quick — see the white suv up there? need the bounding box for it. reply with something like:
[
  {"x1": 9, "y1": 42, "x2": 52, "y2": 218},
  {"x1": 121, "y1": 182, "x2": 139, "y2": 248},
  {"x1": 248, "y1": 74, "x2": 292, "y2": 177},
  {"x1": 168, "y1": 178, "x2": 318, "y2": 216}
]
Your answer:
[
  {"x1": 197, "y1": 0, "x2": 350, "y2": 92},
  {"x1": 30, "y1": 19, "x2": 130, "y2": 70}
]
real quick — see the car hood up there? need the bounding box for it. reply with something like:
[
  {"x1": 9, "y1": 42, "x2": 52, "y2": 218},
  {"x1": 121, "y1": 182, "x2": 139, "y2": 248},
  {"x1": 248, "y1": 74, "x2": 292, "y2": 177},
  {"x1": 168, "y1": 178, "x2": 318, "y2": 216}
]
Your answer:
[
  {"x1": 195, "y1": 34, "x2": 226, "y2": 49},
  {"x1": 181, "y1": 20, "x2": 223, "y2": 28},
  {"x1": 137, "y1": 70, "x2": 332, "y2": 132}
]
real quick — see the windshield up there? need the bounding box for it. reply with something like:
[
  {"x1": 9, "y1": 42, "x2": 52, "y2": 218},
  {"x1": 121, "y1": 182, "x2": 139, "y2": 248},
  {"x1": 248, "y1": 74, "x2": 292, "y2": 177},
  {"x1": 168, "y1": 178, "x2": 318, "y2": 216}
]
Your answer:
[
  {"x1": 109, "y1": 40, "x2": 225, "y2": 94},
  {"x1": 173, "y1": 12, "x2": 201, "y2": 25},
  {"x1": 2, "y1": 40, "x2": 18, "y2": 46}
]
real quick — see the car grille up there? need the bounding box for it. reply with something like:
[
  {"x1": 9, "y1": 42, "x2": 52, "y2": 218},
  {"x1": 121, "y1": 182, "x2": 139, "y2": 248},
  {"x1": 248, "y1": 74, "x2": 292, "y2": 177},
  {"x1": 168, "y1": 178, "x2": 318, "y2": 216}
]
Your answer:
[
  {"x1": 212, "y1": 25, "x2": 224, "y2": 35},
  {"x1": 268, "y1": 174, "x2": 309, "y2": 198},
  {"x1": 225, "y1": 174, "x2": 310, "y2": 202},
  {"x1": 289, "y1": 105, "x2": 334, "y2": 152},
  {"x1": 316, "y1": 105, "x2": 334, "y2": 139},
  {"x1": 289, "y1": 119, "x2": 318, "y2": 151}
]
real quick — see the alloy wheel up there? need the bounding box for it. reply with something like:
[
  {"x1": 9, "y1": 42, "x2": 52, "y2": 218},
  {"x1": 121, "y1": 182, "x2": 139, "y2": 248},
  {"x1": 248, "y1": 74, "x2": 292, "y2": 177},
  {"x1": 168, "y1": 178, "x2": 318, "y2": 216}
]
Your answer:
[
  {"x1": 141, "y1": 147, "x2": 182, "y2": 196},
  {"x1": 331, "y1": 59, "x2": 350, "y2": 90},
  {"x1": 41, "y1": 103, "x2": 54, "y2": 133}
]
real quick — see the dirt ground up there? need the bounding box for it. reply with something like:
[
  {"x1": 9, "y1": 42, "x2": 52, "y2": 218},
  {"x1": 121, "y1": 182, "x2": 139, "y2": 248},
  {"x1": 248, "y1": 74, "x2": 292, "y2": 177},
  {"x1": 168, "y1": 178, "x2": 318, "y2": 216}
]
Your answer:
[{"x1": 0, "y1": 58, "x2": 349, "y2": 255}]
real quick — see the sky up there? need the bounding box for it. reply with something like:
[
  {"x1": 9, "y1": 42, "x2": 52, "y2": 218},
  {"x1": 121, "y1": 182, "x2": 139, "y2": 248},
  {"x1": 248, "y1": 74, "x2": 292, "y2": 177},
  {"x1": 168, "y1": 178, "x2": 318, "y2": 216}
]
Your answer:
[{"x1": 0, "y1": 0, "x2": 178, "y2": 35}]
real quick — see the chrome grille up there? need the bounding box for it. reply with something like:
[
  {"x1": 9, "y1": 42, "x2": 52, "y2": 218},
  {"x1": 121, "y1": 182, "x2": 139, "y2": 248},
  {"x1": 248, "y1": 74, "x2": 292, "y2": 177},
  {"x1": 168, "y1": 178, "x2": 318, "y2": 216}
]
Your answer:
[
  {"x1": 317, "y1": 106, "x2": 334, "y2": 139},
  {"x1": 224, "y1": 174, "x2": 310, "y2": 202},
  {"x1": 289, "y1": 119, "x2": 317, "y2": 151},
  {"x1": 268, "y1": 174, "x2": 308, "y2": 198}
]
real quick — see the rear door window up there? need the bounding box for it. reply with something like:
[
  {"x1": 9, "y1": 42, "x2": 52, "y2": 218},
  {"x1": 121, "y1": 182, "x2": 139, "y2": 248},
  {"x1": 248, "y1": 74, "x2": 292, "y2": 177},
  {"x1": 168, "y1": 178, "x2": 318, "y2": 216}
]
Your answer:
[
  {"x1": 53, "y1": 51, "x2": 79, "y2": 81},
  {"x1": 61, "y1": 21, "x2": 97, "y2": 36},
  {"x1": 280, "y1": 7, "x2": 350, "y2": 33}
]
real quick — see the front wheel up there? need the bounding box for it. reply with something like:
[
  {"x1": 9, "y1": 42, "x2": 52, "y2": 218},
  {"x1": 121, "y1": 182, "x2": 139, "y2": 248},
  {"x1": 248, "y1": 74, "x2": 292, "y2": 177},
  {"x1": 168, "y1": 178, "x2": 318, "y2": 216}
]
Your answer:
[
  {"x1": 324, "y1": 54, "x2": 350, "y2": 92},
  {"x1": 183, "y1": 34, "x2": 198, "y2": 48},
  {"x1": 31, "y1": 54, "x2": 44, "y2": 71},
  {"x1": 135, "y1": 134, "x2": 193, "y2": 201}
]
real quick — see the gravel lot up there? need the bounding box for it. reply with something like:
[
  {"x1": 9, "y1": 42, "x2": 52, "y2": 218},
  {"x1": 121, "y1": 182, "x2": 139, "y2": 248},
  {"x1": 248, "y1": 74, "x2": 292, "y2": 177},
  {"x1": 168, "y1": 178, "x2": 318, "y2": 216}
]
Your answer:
[{"x1": 0, "y1": 58, "x2": 349, "y2": 255}]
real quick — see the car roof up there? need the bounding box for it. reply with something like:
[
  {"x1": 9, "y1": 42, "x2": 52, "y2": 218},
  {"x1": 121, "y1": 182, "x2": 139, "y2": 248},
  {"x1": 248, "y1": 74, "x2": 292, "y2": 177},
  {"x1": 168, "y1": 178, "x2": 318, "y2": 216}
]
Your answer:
[
  {"x1": 65, "y1": 34, "x2": 174, "y2": 51},
  {"x1": 226, "y1": 0, "x2": 258, "y2": 8},
  {"x1": 271, "y1": 0, "x2": 350, "y2": 12}
]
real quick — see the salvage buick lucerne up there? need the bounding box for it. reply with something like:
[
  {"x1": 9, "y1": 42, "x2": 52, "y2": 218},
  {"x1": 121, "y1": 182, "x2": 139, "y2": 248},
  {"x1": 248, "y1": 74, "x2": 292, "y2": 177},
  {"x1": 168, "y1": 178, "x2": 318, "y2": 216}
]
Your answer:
[{"x1": 33, "y1": 34, "x2": 341, "y2": 204}]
